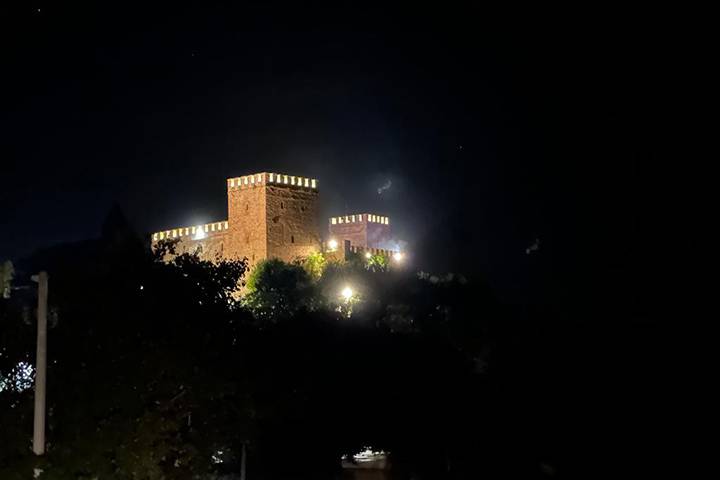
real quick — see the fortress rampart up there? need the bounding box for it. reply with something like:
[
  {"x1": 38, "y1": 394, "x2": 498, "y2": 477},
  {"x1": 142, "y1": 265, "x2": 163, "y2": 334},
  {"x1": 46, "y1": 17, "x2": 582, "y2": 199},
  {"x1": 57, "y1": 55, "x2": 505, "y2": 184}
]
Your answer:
[
  {"x1": 152, "y1": 220, "x2": 229, "y2": 242},
  {"x1": 329, "y1": 213, "x2": 389, "y2": 225},
  {"x1": 227, "y1": 172, "x2": 318, "y2": 190}
]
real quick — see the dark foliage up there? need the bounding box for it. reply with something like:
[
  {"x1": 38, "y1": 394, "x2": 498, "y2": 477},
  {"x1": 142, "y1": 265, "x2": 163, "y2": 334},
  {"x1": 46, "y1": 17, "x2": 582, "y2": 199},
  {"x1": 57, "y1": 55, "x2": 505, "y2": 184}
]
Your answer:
[{"x1": 1, "y1": 218, "x2": 660, "y2": 479}]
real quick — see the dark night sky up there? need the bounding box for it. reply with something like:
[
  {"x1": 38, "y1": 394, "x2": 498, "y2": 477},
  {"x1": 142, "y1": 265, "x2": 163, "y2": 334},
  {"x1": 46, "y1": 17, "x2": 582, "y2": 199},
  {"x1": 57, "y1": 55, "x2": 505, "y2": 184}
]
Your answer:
[{"x1": 1, "y1": 2, "x2": 657, "y2": 310}]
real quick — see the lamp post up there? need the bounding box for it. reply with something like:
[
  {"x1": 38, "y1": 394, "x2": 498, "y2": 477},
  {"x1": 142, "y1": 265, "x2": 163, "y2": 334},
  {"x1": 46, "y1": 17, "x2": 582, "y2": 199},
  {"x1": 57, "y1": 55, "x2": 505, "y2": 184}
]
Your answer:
[{"x1": 31, "y1": 271, "x2": 49, "y2": 455}]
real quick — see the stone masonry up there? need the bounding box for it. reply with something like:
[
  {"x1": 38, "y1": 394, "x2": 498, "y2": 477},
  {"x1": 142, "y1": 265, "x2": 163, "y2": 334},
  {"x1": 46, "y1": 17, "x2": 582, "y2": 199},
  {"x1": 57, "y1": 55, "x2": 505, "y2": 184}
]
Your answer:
[{"x1": 328, "y1": 213, "x2": 392, "y2": 250}]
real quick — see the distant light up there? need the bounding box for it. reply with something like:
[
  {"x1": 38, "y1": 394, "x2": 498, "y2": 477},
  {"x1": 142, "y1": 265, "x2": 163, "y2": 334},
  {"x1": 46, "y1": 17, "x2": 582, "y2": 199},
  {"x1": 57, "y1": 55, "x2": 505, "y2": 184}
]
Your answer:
[
  {"x1": 139, "y1": 285, "x2": 144, "y2": 291},
  {"x1": 328, "y1": 239, "x2": 338, "y2": 251},
  {"x1": 212, "y1": 450, "x2": 224, "y2": 464},
  {"x1": 194, "y1": 226, "x2": 206, "y2": 240},
  {"x1": 393, "y1": 252, "x2": 403, "y2": 262},
  {"x1": 341, "y1": 286, "x2": 354, "y2": 302},
  {"x1": 365, "y1": 252, "x2": 372, "y2": 259},
  {"x1": 0, "y1": 361, "x2": 34, "y2": 393}
]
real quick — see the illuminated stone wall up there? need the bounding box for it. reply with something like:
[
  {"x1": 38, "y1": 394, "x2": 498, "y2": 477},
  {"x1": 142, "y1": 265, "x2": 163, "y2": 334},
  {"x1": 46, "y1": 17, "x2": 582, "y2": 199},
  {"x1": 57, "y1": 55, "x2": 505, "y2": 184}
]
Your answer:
[
  {"x1": 266, "y1": 182, "x2": 321, "y2": 262},
  {"x1": 328, "y1": 213, "x2": 391, "y2": 249},
  {"x1": 227, "y1": 175, "x2": 268, "y2": 268},
  {"x1": 366, "y1": 221, "x2": 391, "y2": 249},
  {"x1": 174, "y1": 232, "x2": 228, "y2": 261},
  {"x1": 151, "y1": 221, "x2": 229, "y2": 262}
]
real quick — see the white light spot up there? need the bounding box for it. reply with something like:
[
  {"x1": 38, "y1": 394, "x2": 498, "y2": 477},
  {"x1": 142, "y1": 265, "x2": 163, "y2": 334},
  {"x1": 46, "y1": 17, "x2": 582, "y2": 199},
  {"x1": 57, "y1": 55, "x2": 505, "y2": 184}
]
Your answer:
[
  {"x1": 212, "y1": 449, "x2": 225, "y2": 464},
  {"x1": 0, "y1": 361, "x2": 35, "y2": 393}
]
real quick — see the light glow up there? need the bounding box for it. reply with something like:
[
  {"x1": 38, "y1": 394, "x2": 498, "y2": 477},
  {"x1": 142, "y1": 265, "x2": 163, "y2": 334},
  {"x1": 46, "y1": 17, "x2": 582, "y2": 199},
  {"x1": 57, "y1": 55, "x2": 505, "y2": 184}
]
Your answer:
[
  {"x1": 328, "y1": 239, "x2": 338, "y2": 251},
  {"x1": 341, "y1": 286, "x2": 354, "y2": 302},
  {"x1": 0, "y1": 361, "x2": 35, "y2": 393},
  {"x1": 194, "y1": 226, "x2": 206, "y2": 240},
  {"x1": 393, "y1": 252, "x2": 403, "y2": 262}
]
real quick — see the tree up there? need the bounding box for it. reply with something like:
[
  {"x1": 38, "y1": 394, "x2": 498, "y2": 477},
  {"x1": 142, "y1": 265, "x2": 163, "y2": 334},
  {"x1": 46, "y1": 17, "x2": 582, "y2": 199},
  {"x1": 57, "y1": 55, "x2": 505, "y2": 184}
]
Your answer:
[
  {"x1": 167, "y1": 252, "x2": 248, "y2": 310},
  {"x1": 0, "y1": 260, "x2": 13, "y2": 298},
  {"x1": 295, "y1": 251, "x2": 327, "y2": 280},
  {"x1": 366, "y1": 253, "x2": 389, "y2": 273},
  {"x1": 243, "y1": 258, "x2": 315, "y2": 322}
]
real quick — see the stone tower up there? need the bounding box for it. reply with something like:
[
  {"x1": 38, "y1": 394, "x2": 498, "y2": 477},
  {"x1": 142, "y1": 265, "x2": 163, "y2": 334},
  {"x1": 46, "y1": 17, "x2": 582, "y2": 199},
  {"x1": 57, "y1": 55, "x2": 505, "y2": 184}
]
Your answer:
[{"x1": 226, "y1": 172, "x2": 320, "y2": 266}]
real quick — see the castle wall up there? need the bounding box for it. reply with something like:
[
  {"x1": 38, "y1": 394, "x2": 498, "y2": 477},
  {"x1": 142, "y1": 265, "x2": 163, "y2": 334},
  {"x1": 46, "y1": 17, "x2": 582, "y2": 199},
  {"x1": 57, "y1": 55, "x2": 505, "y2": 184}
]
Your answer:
[
  {"x1": 328, "y1": 221, "x2": 367, "y2": 248},
  {"x1": 174, "y1": 232, "x2": 228, "y2": 261},
  {"x1": 328, "y1": 214, "x2": 391, "y2": 249},
  {"x1": 227, "y1": 174, "x2": 267, "y2": 267},
  {"x1": 151, "y1": 221, "x2": 230, "y2": 263},
  {"x1": 366, "y1": 222, "x2": 391, "y2": 249},
  {"x1": 266, "y1": 182, "x2": 320, "y2": 263}
]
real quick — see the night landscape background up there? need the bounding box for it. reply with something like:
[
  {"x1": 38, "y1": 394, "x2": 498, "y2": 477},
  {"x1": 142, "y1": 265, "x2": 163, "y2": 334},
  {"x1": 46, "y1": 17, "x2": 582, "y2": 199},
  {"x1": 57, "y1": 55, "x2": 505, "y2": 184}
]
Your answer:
[{"x1": 1, "y1": 2, "x2": 662, "y2": 479}]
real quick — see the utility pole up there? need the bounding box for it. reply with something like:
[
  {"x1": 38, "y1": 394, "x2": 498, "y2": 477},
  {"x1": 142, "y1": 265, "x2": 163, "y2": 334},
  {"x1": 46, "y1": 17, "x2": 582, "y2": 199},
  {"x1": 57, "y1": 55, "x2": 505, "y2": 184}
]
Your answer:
[
  {"x1": 31, "y1": 271, "x2": 49, "y2": 455},
  {"x1": 240, "y1": 442, "x2": 247, "y2": 480}
]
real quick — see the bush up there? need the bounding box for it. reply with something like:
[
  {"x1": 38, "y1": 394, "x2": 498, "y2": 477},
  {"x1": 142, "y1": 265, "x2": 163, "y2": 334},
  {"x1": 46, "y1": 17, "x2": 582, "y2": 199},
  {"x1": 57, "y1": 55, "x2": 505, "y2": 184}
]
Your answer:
[{"x1": 243, "y1": 259, "x2": 315, "y2": 322}]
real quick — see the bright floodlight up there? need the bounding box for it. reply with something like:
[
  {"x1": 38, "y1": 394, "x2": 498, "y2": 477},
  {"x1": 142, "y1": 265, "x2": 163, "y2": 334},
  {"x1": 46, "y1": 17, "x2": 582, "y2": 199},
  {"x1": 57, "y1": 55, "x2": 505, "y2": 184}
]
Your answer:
[
  {"x1": 365, "y1": 251, "x2": 372, "y2": 259},
  {"x1": 393, "y1": 251, "x2": 403, "y2": 262},
  {"x1": 341, "y1": 286, "x2": 354, "y2": 302},
  {"x1": 194, "y1": 226, "x2": 206, "y2": 240},
  {"x1": 328, "y1": 239, "x2": 338, "y2": 251}
]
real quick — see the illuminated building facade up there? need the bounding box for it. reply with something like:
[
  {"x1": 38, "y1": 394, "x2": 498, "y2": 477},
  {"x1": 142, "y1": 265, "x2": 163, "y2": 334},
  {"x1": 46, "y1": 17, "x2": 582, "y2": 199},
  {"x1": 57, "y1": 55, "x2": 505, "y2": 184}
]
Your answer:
[
  {"x1": 151, "y1": 172, "x2": 398, "y2": 266},
  {"x1": 328, "y1": 213, "x2": 392, "y2": 250}
]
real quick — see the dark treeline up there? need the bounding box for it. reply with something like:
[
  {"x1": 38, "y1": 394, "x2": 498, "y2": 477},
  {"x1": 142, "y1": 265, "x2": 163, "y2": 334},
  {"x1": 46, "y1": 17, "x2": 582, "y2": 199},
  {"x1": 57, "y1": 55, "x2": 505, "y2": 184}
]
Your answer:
[{"x1": 1, "y1": 212, "x2": 660, "y2": 479}]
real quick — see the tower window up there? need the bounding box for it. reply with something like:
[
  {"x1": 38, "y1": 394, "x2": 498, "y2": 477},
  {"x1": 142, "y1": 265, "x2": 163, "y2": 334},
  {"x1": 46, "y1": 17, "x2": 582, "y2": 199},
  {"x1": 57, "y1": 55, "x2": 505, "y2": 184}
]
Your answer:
[
  {"x1": 281, "y1": 202, "x2": 284, "y2": 209},
  {"x1": 291, "y1": 235, "x2": 295, "y2": 243},
  {"x1": 246, "y1": 203, "x2": 249, "y2": 211}
]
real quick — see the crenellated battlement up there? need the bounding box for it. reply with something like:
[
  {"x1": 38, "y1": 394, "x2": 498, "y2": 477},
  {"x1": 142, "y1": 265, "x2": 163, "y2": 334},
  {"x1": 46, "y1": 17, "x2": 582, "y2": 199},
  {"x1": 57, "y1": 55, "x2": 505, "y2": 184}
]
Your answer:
[
  {"x1": 347, "y1": 245, "x2": 396, "y2": 256},
  {"x1": 329, "y1": 213, "x2": 389, "y2": 225},
  {"x1": 227, "y1": 172, "x2": 318, "y2": 190},
  {"x1": 152, "y1": 220, "x2": 229, "y2": 242}
]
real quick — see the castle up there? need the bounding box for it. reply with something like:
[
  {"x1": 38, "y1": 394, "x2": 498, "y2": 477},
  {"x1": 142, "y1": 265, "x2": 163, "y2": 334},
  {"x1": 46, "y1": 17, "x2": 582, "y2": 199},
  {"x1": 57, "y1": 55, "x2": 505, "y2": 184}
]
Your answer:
[{"x1": 151, "y1": 172, "x2": 397, "y2": 266}]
